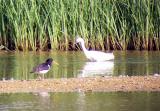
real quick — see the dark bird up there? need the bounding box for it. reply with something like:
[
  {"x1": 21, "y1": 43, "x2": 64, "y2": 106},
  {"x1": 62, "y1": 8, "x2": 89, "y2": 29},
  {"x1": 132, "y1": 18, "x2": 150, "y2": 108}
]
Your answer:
[{"x1": 30, "y1": 58, "x2": 58, "y2": 80}]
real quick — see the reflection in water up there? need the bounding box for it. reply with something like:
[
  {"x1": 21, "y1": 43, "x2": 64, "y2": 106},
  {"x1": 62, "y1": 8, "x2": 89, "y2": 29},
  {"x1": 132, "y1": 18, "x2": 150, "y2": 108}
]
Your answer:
[
  {"x1": 0, "y1": 53, "x2": 16, "y2": 80},
  {"x1": 76, "y1": 92, "x2": 86, "y2": 111},
  {"x1": 78, "y1": 61, "x2": 114, "y2": 77},
  {"x1": 33, "y1": 92, "x2": 50, "y2": 97},
  {"x1": 0, "y1": 92, "x2": 160, "y2": 111},
  {"x1": 32, "y1": 92, "x2": 52, "y2": 110},
  {"x1": 1, "y1": 51, "x2": 160, "y2": 79}
]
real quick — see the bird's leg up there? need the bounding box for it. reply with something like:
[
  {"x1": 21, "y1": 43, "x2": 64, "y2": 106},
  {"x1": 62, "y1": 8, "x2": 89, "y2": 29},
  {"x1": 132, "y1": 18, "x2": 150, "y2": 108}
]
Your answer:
[
  {"x1": 42, "y1": 74, "x2": 45, "y2": 80},
  {"x1": 37, "y1": 75, "x2": 42, "y2": 81}
]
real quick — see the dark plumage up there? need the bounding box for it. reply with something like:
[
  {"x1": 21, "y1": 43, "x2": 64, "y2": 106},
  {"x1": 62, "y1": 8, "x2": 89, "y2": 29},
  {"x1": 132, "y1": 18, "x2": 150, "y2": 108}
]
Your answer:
[{"x1": 31, "y1": 58, "x2": 53, "y2": 80}]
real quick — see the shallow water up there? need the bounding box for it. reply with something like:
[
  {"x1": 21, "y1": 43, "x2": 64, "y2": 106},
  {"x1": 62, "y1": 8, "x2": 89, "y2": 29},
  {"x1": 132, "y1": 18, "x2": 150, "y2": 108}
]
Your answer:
[
  {"x1": 0, "y1": 92, "x2": 160, "y2": 111},
  {"x1": 0, "y1": 51, "x2": 160, "y2": 80},
  {"x1": 0, "y1": 51, "x2": 160, "y2": 111}
]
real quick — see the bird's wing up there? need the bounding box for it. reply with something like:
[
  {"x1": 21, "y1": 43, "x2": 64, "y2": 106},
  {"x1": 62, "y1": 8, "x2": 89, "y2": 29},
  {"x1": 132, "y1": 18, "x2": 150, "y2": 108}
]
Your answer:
[
  {"x1": 87, "y1": 51, "x2": 114, "y2": 61},
  {"x1": 31, "y1": 63, "x2": 50, "y2": 73}
]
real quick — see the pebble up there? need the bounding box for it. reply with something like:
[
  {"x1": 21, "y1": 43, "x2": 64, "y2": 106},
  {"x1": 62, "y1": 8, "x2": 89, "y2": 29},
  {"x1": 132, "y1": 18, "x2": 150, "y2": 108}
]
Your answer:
[
  {"x1": 0, "y1": 76, "x2": 159, "y2": 93},
  {"x1": 154, "y1": 73, "x2": 160, "y2": 77}
]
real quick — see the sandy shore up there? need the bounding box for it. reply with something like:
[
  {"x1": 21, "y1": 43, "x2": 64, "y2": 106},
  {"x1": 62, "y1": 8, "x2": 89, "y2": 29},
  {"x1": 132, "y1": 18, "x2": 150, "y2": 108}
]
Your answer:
[{"x1": 0, "y1": 76, "x2": 160, "y2": 93}]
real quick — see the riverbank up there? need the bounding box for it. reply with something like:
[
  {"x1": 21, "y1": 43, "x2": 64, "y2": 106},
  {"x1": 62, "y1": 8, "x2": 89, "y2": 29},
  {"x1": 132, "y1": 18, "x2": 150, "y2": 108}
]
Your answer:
[{"x1": 0, "y1": 76, "x2": 160, "y2": 93}]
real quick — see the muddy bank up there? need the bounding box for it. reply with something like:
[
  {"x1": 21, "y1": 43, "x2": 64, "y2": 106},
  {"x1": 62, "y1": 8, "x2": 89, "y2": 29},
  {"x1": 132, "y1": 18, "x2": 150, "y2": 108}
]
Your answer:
[{"x1": 0, "y1": 76, "x2": 160, "y2": 93}]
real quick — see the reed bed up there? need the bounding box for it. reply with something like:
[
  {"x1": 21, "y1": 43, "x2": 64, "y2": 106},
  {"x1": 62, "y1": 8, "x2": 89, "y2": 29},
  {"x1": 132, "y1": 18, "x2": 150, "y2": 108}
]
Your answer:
[{"x1": 0, "y1": 0, "x2": 159, "y2": 51}]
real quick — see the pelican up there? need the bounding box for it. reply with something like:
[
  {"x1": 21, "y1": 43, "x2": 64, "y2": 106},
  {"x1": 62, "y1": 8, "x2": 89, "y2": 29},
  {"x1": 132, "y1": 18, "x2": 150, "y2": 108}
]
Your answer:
[{"x1": 75, "y1": 36, "x2": 114, "y2": 62}]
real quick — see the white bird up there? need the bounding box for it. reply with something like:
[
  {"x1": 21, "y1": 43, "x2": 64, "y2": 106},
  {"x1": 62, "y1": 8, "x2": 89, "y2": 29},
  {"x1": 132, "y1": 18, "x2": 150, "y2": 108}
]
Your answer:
[{"x1": 75, "y1": 36, "x2": 114, "y2": 62}]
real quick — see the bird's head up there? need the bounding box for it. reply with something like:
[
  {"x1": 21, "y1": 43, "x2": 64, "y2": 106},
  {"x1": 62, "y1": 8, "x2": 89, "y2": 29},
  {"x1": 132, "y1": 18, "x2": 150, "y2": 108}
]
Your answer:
[
  {"x1": 46, "y1": 58, "x2": 59, "y2": 66},
  {"x1": 75, "y1": 36, "x2": 85, "y2": 44},
  {"x1": 45, "y1": 58, "x2": 53, "y2": 65}
]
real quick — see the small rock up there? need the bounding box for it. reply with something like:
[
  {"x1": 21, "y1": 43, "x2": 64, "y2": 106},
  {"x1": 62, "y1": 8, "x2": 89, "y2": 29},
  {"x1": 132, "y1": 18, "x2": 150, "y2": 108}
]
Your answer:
[
  {"x1": 2, "y1": 78, "x2": 6, "y2": 81},
  {"x1": 154, "y1": 73, "x2": 160, "y2": 77},
  {"x1": 119, "y1": 75, "x2": 125, "y2": 78},
  {"x1": 10, "y1": 78, "x2": 14, "y2": 81}
]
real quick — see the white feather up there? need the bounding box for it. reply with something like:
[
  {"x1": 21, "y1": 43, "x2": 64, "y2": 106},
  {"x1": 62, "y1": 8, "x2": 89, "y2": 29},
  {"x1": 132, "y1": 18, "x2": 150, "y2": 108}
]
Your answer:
[
  {"x1": 76, "y1": 37, "x2": 114, "y2": 62},
  {"x1": 38, "y1": 65, "x2": 50, "y2": 74}
]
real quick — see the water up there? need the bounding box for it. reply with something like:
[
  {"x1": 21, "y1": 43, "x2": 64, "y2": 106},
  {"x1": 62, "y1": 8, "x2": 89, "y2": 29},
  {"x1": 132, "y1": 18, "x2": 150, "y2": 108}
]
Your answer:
[
  {"x1": 0, "y1": 92, "x2": 160, "y2": 111},
  {"x1": 0, "y1": 51, "x2": 160, "y2": 80},
  {"x1": 0, "y1": 51, "x2": 160, "y2": 111}
]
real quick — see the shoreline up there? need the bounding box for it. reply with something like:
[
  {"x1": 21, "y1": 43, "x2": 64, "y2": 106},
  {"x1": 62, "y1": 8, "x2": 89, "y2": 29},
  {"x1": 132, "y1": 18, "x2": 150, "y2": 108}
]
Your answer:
[{"x1": 0, "y1": 76, "x2": 160, "y2": 93}]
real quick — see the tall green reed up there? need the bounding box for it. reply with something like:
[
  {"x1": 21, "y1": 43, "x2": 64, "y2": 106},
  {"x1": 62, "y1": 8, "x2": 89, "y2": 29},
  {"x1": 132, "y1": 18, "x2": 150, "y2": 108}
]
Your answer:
[{"x1": 0, "y1": 0, "x2": 159, "y2": 51}]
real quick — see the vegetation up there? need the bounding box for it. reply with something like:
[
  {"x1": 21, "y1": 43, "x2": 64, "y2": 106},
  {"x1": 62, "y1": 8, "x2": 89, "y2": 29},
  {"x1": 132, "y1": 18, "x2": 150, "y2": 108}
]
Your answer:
[{"x1": 0, "y1": 0, "x2": 159, "y2": 51}]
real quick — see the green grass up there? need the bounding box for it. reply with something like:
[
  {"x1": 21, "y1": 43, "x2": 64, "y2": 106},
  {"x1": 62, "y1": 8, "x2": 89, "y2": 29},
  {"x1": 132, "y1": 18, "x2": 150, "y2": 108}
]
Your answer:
[{"x1": 0, "y1": 0, "x2": 159, "y2": 51}]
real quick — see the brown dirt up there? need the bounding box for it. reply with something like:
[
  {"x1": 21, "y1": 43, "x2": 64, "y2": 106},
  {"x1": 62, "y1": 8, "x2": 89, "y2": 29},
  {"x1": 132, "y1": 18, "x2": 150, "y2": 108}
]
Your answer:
[{"x1": 0, "y1": 76, "x2": 160, "y2": 93}]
